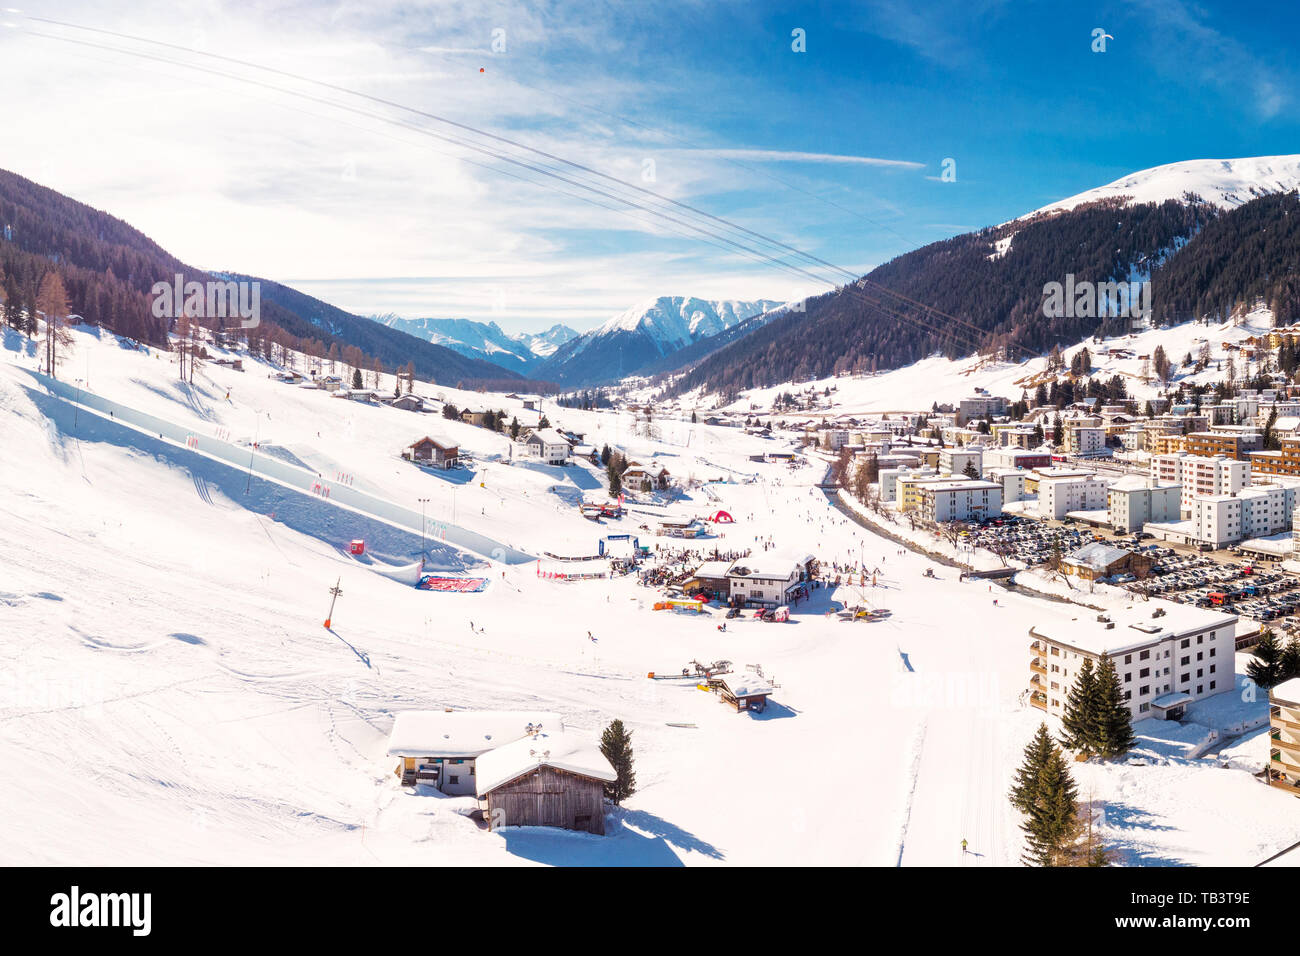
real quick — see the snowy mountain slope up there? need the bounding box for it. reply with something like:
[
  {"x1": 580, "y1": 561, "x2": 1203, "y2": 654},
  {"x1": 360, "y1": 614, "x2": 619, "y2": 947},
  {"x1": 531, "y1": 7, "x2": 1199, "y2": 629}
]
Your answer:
[
  {"x1": 1022, "y1": 155, "x2": 1300, "y2": 220},
  {"x1": 537, "y1": 296, "x2": 782, "y2": 386},
  {"x1": 377, "y1": 316, "x2": 578, "y2": 377}
]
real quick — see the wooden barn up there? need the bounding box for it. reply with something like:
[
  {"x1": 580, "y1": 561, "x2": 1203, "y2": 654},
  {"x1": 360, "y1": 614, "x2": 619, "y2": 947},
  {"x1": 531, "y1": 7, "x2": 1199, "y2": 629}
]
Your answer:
[{"x1": 475, "y1": 732, "x2": 616, "y2": 835}]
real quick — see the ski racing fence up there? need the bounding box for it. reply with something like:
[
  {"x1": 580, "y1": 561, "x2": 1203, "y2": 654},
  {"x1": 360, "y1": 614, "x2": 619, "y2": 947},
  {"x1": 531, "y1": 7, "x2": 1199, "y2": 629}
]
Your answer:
[{"x1": 28, "y1": 371, "x2": 535, "y2": 565}]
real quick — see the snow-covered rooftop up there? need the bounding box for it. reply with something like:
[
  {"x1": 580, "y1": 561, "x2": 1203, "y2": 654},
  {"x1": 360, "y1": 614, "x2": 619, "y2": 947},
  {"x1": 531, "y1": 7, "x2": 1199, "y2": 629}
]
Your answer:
[
  {"x1": 386, "y1": 711, "x2": 564, "y2": 758},
  {"x1": 1272, "y1": 677, "x2": 1300, "y2": 707},
  {"x1": 717, "y1": 671, "x2": 774, "y2": 698},
  {"x1": 474, "y1": 731, "x2": 615, "y2": 796},
  {"x1": 1030, "y1": 601, "x2": 1237, "y2": 657}
]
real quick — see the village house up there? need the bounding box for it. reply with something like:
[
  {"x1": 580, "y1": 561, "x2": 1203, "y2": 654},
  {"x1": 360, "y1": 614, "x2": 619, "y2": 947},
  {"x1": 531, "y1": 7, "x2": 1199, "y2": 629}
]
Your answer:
[
  {"x1": 332, "y1": 388, "x2": 378, "y2": 403},
  {"x1": 621, "y1": 461, "x2": 669, "y2": 492},
  {"x1": 475, "y1": 731, "x2": 616, "y2": 835},
  {"x1": 404, "y1": 435, "x2": 459, "y2": 470},
  {"x1": 384, "y1": 393, "x2": 425, "y2": 413},
  {"x1": 386, "y1": 710, "x2": 563, "y2": 794},
  {"x1": 460, "y1": 408, "x2": 491, "y2": 426},
  {"x1": 517, "y1": 427, "x2": 572, "y2": 465}
]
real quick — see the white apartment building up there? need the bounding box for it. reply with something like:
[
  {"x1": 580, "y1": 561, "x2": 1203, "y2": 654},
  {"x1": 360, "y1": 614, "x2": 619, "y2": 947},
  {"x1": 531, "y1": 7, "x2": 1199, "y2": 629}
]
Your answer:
[
  {"x1": 1037, "y1": 475, "x2": 1109, "y2": 519},
  {"x1": 1066, "y1": 425, "x2": 1107, "y2": 456},
  {"x1": 1152, "y1": 453, "x2": 1250, "y2": 517},
  {"x1": 878, "y1": 465, "x2": 936, "y2": 503},
  {"x1": 1107, "y1": 476, "x2": 1181, "y2": 532},
  {"x1": 917, "y1": 479, "x2": 1003, "y2": 523},
  {"x1": 986, "y1": 467, "x2": 1028, "y2": 504},
  {"x1": 1029, "y1": 603, "x2": 1237, "y2": 721},
  {"x1": 939, "y1": 446, "x2": 983, "y2": 477}
]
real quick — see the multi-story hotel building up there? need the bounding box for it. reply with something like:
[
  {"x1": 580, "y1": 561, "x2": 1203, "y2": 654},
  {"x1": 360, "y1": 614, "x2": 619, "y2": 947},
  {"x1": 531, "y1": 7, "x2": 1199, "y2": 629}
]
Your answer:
[
  {"x1": 1184, "y1": 431, "x2": 1261, "y2": 460},
  {"x1": 1028, "y1": 603, "x2": 1237, "y2": 721},
  {"x1": 1249, "y1": 436, "x2": 1300, "y2": 479}
]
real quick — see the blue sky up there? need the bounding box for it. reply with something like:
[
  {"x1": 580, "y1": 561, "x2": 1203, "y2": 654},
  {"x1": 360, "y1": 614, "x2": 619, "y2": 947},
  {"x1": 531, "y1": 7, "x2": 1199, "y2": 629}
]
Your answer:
[{"x1": 2, "y1": 1, "x2": 1298, "y2": 332}]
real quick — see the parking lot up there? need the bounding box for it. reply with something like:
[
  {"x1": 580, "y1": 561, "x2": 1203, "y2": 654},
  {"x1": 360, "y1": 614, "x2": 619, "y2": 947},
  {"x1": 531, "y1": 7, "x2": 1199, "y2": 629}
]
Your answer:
[{"x1": 960, "y1": 514, "x2": 1300, "y2": 628}]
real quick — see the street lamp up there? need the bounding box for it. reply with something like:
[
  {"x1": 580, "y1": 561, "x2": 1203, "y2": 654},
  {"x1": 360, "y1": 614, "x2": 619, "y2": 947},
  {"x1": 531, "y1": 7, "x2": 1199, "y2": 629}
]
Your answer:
[{"x1": 418, "y1": 497, "x2": 431, "y2": 555}]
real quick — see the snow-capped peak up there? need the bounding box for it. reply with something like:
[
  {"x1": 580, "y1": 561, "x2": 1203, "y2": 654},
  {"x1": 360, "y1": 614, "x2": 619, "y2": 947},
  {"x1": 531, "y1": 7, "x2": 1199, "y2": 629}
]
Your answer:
[{"x1": 1022, "y1": 154, "x2": 1300, "y2": 220}]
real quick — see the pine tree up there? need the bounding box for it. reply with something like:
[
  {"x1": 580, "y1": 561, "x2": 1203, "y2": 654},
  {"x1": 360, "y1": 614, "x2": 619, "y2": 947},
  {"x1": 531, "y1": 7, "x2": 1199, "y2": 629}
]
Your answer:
[
  {"x1": 1010, "y1": 723, "x2": 1055, "y2": 815},
  {"x1": 599, "y1": 719, "x2": 636, "y2": 804},
  {"x1": 1092, "y1": 655, "x2": 1135, "y2": 759},
  {"x1": 1020, "y1": 744, "x2": 1079, "y2": 866},
  {"x1": 1247, "y1": 628, "x2": 1285, "y2": 689},
  {"x1": 607, "y1": 459, "x2": 622, "y2": 496},
  {"x1": 1060, "y1": 658, "x2": 1098, "y2": 755},
  {"x1": 351, "y1": 367, "x2": 363, "y2": 390},
  {"x1": 1281, "y1": 636, "x2": 1300, "y2": 682}
]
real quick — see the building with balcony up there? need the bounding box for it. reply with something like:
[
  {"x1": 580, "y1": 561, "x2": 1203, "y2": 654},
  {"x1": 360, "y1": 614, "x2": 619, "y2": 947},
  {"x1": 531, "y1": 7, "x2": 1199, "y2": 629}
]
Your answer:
[
  {"x1": 1268, "y1": 678, "x2": 1300, "y2": 797},
  {"x1": 916, "y1": 479, "x2": 1003, "y2": 523},
  {"x1": 1027, "y1": 602, "x2": 1237, "y2": 721}
]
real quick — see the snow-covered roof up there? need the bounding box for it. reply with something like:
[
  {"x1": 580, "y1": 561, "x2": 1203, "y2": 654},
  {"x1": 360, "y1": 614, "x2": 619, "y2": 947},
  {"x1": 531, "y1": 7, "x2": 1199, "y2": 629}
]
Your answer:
[
  {"x1": 1152, "y1": 692, "x2": 1194, "y2": 709},
  {"x1": 717, "y1": 671, "x2": 774, "y2": 698},
  {"x1": 1030, "y1": 602, "x2": 1237, "y2": 657},
  {"x1": 1272, "y1": 677, "x2": 1300, "y2": 707},
  {"x1": 474, "y1": 731, "x2": 615, "y2": 796},
  {"x1": 1063, "y1": 542, "x2": 1130, "y2": 571},
  {"x1": 386, "y1": 711, "x2": 563, "y2": 758},
  {"x1": 529, "y1": 428, "x2": 570, "y2": 445},
  {"x1": 693, "y1": 560, "x2": 736, "y2": 579}
]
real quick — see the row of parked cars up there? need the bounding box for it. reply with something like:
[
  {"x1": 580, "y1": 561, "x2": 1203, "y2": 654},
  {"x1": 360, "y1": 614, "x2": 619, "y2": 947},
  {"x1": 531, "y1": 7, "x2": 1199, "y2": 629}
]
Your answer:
[{"x1": 963, "y1": 517, "x2": 1091, "y2": 565}]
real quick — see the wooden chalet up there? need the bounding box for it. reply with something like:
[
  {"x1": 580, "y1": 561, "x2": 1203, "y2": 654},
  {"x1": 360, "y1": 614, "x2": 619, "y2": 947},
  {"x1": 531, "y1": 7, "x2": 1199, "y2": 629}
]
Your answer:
[{"x1": 405, "y1": 435, "x2": 459, "y2": 469}]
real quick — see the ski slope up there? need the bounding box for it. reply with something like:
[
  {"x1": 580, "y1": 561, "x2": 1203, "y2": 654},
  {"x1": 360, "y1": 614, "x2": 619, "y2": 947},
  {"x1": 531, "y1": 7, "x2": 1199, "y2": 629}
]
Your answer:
[{"x1": 1, "y1": 325, "x2": 1296, "y2": 866}]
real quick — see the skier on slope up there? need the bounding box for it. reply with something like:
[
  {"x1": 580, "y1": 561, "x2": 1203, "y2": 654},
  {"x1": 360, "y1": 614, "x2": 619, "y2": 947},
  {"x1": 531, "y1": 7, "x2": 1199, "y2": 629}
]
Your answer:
[{"x1": 961, "y1": 839, "x2": 968, "y2": 854}]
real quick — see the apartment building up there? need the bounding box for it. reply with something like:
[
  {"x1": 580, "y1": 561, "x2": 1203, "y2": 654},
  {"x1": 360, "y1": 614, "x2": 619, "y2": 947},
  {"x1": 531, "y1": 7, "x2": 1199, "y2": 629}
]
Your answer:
[
  {"x1": 958, "y1": 395, "x2": 1008, "y2": 423},
  {"x1": 1249, "y1": 436, "x2": 1300, "y2": 479},
  {"x1": 1189, "y1": 485, "x2": 1296, "y2": 548},
  {"x1": 878, "y1": 465, "x2": 936, "y2": 503},
  {"x1": 1037, "y1": 474, "x2": 1109, "y2": 519},
  {"x1": 939, "y1": 446, "x2": 984, "y2": 478},
  {"x1": 1184, "y1": 431, "x2": 1262, "y2": 460},
  {"x1": 1107, "y1": 476, "x2": 1181, "y2": 532},
  {"x1": 1152, "y1": 453, "x2": 1250, "y2": 517},
  {"x1": 1028, "y1": 603, "x2": 1237, "y2": 721},
  {"x1": 898, "y1": 474, "x2": 971, "y2": 512},
  {"x1": 1066, "y1": 425, "x2": 1107, "y2": 456},
  {"x1": 916, "y1": 479, "x2": 1003, "y2": 523},
  {"x1": 1268, "y1": 678, "x2": 1300, "y2": 797},
  {"x1": 986, "y1": 467, "x2": 1029, "y2": 504}
]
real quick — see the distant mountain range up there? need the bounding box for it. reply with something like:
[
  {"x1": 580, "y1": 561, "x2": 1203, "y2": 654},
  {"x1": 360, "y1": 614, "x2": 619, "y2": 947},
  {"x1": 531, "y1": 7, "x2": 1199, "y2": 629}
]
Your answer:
[
  {"x1": 536, "y1": 296, "x2": 782, "y2": 385},
  {"x1": 668, "y1": 155, "x2": 1300, "y2": 399},
  {"x1": 380, "y1": 296, "x2": 784, "y2": 386},
  {"x1": 377, "y1": 316, "x2": 578, "y2": 377}
]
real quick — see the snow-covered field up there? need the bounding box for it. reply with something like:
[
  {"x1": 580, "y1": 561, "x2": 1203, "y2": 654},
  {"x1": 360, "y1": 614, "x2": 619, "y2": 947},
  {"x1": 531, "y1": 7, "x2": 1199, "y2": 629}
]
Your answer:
[{"x1": 2, "y1": 325, "x2": 1296, "y2": 866}]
